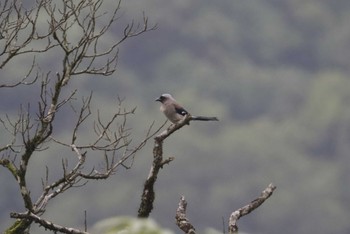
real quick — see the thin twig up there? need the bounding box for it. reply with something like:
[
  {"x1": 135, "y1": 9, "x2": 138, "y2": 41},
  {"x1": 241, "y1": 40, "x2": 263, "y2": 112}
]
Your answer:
[{"x1": 10, "y1": 212, "x2": 88, "y2": 234}]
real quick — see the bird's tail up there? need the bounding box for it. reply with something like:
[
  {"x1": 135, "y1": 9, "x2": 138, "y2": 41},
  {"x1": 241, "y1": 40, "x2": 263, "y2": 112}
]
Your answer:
[{"x1": 191, "y1": 116, "x2": 219, "y2": 121}]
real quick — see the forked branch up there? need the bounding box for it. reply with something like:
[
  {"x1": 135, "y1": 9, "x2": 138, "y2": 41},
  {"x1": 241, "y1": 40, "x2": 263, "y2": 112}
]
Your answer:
[{"x1": 138, "y1": 115, "x2": 191, "y2": 218}]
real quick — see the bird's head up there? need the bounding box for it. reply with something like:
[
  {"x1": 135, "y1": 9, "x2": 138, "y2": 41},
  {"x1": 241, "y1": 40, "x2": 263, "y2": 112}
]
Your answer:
[{"x1": 155, "y1": 93, "x2": 174, "y2": 103}]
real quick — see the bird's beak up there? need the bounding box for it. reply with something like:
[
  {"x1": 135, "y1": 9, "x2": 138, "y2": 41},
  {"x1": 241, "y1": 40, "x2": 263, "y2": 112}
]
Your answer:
[{"x1": 155, "y1": 97, "x2": 161, "y2": 102}]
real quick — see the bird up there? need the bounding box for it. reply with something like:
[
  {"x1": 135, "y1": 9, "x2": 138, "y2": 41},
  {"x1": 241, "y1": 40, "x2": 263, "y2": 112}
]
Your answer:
[{"x1": 155, "y1": 93, "x2": 219, "y2": 124}]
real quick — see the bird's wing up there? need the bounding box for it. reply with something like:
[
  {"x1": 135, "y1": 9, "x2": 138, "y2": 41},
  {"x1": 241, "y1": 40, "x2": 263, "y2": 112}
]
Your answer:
[{"x1": 174, "y1": 104, "x2": 188, "y2": 116}]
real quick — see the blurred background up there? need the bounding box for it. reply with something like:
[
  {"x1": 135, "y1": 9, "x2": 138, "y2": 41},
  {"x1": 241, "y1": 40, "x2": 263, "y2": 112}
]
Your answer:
[{"x1": 1, "y1": 0, "x2": 350, "y2": 233}]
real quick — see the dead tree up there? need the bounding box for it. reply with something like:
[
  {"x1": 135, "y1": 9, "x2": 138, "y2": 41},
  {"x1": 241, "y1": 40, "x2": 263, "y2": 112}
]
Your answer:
[
  {"x1": 138, "y1": 115, "x2": 191, "y2": 218},
  {"x1": 138, "y1": 114, "x2": 277, "y2": 233},
  {"x1": 0, "y1": 0, "x2": 156, "y2": 233}
]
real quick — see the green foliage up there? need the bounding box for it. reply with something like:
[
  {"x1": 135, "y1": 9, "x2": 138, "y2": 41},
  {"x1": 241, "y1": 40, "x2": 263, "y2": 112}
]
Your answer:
[{"x1": 92, "y1": 217, "x2": 174, "y2": 234}]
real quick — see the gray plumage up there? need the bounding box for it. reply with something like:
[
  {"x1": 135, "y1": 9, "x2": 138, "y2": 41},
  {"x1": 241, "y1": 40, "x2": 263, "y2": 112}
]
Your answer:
[{"x1": 155, "y1": 93, "x2": 219, "y2": 123}]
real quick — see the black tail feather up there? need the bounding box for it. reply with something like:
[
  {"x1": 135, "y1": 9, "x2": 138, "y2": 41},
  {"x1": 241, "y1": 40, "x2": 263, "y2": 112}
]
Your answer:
[{"x1": 191, "y1": 116, "x2": 219, "y2": 121}]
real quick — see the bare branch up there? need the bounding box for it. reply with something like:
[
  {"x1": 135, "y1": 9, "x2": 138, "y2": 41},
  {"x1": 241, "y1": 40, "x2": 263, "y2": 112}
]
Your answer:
[
  {"x1": 0, "y1": 0, "x2": 58, "y2": 69},
  {"x1": 155, "y1": 114, "x2": 193, "y2": 141},
  {"x1": 138, "y1": 116, "x2": 192, "y2": 218},
  {"x1": 10, "y1": 212, "x2": 88, "y2": 234},
  {"x1": 138, "y1": 114, "x2": 210, "y2": 218},
  {"x1": 34, "y1": 100, "x2": 164, "y2": 216},
  {"x1": 1, "y1": 0, "x2": 157, "y2": 232},
  {"x1": 176, "y1": 196, "x2": 196, "y2": 234},
  {"x1": 0, "y1": 57, "x2": 38, "y2": 88},
  {"x1": 228, "y1": 183, "x2": 277, "y2": 234}
]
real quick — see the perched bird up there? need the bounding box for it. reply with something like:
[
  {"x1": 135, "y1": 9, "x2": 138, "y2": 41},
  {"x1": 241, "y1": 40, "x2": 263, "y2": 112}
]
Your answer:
[{"x1": 155, "y1": 93, "x2": 219, "y2": 124}]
